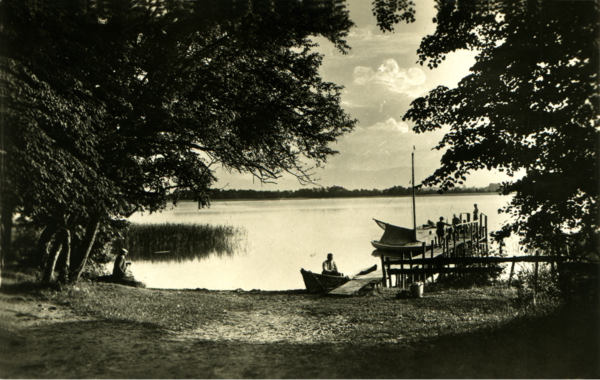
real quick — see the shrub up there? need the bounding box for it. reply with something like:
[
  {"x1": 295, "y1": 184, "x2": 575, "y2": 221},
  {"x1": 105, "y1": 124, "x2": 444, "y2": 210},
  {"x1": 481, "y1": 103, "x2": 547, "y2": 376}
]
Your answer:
[
  {"x1": 556, "y1": 261, "x2": 600, "y2": 307},
  {"x1": 431, "y1": 264, "x2": 504, "y2": 289},
  {"x1": 10, "y1": 226, "x2": 42, "y2": 267},
  {"x1": 513, "y1": 264, "x2": 561, "y2": 310}
]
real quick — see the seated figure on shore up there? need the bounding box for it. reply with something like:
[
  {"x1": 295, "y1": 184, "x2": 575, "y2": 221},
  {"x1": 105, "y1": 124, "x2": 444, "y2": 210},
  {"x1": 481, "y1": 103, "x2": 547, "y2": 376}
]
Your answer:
[
  {"x1": 113, "y1": 248, "x2": 133, "y2": 279},
  {"x1": 322, "y1": 253, "x2": 344, "y2": 277}
]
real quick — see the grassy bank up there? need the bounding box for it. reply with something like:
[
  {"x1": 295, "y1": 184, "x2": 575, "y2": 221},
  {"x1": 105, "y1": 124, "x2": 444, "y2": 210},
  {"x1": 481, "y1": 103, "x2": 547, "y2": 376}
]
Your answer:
[{"x1": 1, "y1": 269, "x2": 598, "y2": 378}]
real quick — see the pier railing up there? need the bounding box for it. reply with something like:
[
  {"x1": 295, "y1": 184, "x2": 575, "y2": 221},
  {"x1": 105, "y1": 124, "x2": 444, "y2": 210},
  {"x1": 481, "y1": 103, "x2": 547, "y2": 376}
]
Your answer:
[
  {"x1": 375, "y1": 213, "x2": 498, "y2": 288},
  {"x1": 382, "y1": 254, "x2": 569, "y2": 289},
  {"x1": 434, "y1": 214, "x2": 489, "y2": 258}
]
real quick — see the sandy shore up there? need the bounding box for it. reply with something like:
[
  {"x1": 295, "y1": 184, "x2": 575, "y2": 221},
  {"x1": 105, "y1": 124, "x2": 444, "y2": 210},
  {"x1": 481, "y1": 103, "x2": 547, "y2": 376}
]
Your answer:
[{"x1": 0, "y1": 276, "x2": 598, "y2": 378}]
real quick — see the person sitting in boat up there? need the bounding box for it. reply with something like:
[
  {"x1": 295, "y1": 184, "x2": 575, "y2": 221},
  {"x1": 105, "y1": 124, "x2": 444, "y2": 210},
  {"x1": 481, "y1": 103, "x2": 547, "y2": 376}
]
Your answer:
[
  {"x1": 436, "y1": 217, "x2": 451, "y2": 246},
  {"x1": 113, "y1": 248, "x2": 133, "y2": 279},
  {"x1": 322, "y1": 253, "x2": 343, "y2": 277}
]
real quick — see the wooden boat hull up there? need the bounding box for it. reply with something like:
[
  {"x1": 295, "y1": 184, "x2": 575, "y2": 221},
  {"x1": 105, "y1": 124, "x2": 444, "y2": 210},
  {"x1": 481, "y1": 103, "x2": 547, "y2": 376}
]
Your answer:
[
  {"x1": 300, "y1": 269, "x2": 349, "y2": 294},
  {"x1": 372, "y1": 220, "x2": 436, "y2": 253},
  {"x1": 371, "y1": 240, "x2": 430, "y2": 253}
]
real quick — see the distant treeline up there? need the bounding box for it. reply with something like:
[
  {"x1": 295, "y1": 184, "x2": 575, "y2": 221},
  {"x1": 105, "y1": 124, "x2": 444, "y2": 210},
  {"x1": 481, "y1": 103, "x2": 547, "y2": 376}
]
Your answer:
[{"x1": 174, "y1": 183, "x2": 501, "y2": 201}]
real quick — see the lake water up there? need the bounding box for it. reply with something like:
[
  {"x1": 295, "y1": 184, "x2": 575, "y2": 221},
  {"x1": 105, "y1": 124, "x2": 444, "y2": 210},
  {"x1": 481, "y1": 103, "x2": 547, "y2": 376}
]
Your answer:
[{"x1": 129, "y1": 194, "x2": 518, "y2": 290}]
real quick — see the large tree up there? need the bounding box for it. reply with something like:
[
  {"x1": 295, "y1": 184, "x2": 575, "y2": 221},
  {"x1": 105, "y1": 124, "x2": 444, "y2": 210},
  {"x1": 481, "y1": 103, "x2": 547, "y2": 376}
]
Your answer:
[
  {"x1": 0, "y1": 0, "x2": 356, "y2": 281},
  {"x1": 375, "y1": 0, "x2": 599, "y2": 254}
]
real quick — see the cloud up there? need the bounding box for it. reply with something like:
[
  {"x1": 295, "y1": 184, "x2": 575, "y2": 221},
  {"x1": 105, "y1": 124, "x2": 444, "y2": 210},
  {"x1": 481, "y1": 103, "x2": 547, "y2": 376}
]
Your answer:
[
  {"x1": 353, "y1": 59, "x2": 426, "y2": 97},
  {"x1": 370, "y1": 117, "x2": 409, "y2": 133},
  {"x1": 347, "y1": 27, "x2": 377, "y2": 41},
  {"x1": 353, "y1": 66, "x2": 373, "y2": 85},
  {"x1": 329, "y1": 118, "x2": 422, "y2": 173}
]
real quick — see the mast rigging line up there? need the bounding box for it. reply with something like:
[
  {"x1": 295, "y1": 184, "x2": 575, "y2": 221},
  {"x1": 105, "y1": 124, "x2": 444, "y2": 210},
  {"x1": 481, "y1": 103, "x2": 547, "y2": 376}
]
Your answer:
[{"x1": 372, "y1": 151, "x2": 419, "y2": 220}]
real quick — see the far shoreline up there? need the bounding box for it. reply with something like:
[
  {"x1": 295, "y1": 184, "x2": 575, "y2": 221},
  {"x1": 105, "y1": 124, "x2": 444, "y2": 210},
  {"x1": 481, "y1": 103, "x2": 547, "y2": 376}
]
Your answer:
[{"x1": 207, "y1": 191, "x2": 502, "y2": 203}]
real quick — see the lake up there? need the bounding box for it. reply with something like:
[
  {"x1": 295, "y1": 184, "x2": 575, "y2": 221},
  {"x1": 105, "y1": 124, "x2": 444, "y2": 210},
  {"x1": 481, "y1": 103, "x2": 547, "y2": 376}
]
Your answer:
[{"x1": 128, "y1": 193, "x2": 517, "y2": 290}]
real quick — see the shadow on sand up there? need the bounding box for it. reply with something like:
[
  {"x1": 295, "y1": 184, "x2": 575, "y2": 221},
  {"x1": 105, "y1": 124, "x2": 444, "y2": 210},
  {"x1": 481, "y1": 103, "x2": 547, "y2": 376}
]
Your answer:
[{"x1": 1, "y1": 302, "x2": 598, "y2": 379}]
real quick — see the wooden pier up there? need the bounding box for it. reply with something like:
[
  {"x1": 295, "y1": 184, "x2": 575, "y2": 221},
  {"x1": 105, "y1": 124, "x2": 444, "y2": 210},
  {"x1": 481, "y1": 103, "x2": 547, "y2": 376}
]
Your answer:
[
  {"x1": 329, "y1": 212, "x2": 571, "y2": 295},
  {"x1": 328, "y1": 270, "x2": 382, "y2": 296},
  {"x1": 371, "y1": 212, "x2": 571, "y2": 291},
  {"x1": 373, "y1": 214, "x2": 491, "y2": 288}
]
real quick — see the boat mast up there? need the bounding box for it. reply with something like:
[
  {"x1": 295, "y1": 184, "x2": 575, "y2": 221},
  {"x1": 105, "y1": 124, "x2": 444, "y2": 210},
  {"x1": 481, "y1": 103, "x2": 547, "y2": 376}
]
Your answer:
[{"x1": 412, "y1": 150, "x2": 417, "y2": 240}]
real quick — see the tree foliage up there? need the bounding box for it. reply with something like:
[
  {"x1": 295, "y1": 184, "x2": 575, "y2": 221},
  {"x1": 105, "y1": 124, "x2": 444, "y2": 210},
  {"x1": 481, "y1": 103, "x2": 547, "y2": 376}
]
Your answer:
[
  {"x1": 374, "y1": 0, "x2": 599, "y2": 254},
  {"x1": 0, "y1": 0, "x2": 356, "y2": 281}
]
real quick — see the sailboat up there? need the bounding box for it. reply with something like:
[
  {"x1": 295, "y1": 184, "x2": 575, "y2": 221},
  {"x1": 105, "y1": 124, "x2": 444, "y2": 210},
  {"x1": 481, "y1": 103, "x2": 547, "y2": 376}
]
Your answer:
[{"x1": 371, "y1": 151, "x2": 435, "y2": 253}]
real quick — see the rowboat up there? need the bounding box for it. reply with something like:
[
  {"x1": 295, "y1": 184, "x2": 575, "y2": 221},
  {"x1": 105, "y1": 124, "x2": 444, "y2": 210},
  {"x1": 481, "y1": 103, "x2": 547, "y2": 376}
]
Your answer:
[
  {"x1": 300, "y1": 269, "x2": 349, "y2": 293},
  {"x1": 371, "y1": 151, "x2": 435, "y2": 253},
  {"x1": 300, "y1": 264, "x2": 377, "y2": 293}
]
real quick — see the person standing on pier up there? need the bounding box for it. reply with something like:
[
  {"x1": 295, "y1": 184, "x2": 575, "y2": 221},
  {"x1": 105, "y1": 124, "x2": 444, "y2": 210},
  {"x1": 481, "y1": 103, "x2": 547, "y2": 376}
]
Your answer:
[
  {"x1": 452, "y1": 214, "x2": 461, "y2": 238},
  {"x1": 436, "y1": 217, "x2": 451, "y2": 247},
  {"x1": 473, "y1": 204, "x2": 479, "y2": 221}
]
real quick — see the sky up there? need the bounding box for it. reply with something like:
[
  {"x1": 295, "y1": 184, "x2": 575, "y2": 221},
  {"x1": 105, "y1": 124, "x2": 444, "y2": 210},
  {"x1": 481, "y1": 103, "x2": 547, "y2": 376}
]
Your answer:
[{"x1": 214, "y1": 0, "x2": 512, "y2": 191}]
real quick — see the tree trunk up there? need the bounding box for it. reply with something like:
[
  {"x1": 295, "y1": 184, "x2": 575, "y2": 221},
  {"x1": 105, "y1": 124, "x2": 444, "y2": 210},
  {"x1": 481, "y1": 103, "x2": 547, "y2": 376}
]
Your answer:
[
  {"x1": 58, "y1": 229, "x2": 71, "y2": 283},
  {"x1": 0, "y1": 198, "x2": 15, "y2": 286},
  {"x1": 42, "y1": 235, "x2": 63, "y2": 283},
  {"x1": 70, "y1": 218, "x2": 101, "y2": 282},
  {"x1": 37, "y1": 225, "x2": 58, "y2": 271}
]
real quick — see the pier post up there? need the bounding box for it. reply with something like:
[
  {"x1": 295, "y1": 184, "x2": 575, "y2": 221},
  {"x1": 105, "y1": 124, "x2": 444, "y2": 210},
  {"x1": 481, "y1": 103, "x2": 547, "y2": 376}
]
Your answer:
[
  {"x1": 422, "y1": 242, "x2": 427, "y2": 282},
  {"x1": 381, "y1": 256, "x2": 387, "y2": 288},
  {"x1": 393, "y1": 254, "x2": 397, "y2": 288},
  {"x1": 430, "y1": 240, "x2": 434, "y2": 260},
  {"x1": 485, "y1": 215, "x2": 489, "y2": 256},
  {"x1": 445, "y1": 232, "x2": 449, "y2": 258},
  {"x1": 469, "y1": 221, "x2": 477, "y2": 256},
  {"x1": 452, "y1": 228, "x2": 456, "y2": 258},
  {"x1": 477, "y1": 220, "x2": 481, "y2": 257},
  {"x1": 507, "y1": 259, "x2": 516, "y2": 288},
  {"x1": 400, "y1": 254, "x2": 404, "y2": 289},
  {"x1": 409, "y1": 252, "x2": 413, "y2": 284},
  {"x1": 462, "y1": 224, "x2": 466, "y2": 257}
]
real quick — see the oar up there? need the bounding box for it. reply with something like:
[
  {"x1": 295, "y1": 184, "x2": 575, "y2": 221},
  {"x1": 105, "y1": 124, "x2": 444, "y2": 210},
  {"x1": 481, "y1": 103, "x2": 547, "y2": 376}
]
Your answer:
[{"x1": 354, "y1": 264, "x2": 377, "y2": 277}]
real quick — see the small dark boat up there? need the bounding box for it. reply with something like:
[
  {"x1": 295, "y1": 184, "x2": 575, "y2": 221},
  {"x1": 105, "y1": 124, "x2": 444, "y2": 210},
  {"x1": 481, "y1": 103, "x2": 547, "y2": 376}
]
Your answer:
[
  {"x1": 300, "y1": 269, "x2": 349, "y2": 293},
  {"x1": 300, "y1": 264, "x2": 378, "y2": 294}
]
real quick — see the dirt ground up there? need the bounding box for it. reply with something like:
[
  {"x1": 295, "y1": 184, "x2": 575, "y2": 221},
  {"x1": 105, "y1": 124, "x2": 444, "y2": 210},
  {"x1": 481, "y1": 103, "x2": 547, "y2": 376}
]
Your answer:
[{"x1": 0, "y1": 279, "x2": 598, "y2": 379}]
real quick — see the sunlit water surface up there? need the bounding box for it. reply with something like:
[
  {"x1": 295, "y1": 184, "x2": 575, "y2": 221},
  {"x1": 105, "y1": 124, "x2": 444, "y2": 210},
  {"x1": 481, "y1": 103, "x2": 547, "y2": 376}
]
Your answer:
[{"x1": 129, "y1": 194, "x2": 518, "y2": 290}]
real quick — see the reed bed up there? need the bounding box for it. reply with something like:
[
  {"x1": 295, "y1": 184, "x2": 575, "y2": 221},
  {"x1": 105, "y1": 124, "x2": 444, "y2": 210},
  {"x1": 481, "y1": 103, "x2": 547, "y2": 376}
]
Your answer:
[{"x1": 123, "y1": 223, "x2": 247, "y2": 262}]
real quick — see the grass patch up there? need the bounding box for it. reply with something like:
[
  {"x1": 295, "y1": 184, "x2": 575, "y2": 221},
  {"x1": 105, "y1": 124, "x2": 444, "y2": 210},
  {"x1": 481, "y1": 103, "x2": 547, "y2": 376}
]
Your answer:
[{"x1": 123, "y1": 223, "x2": 247, "y2": 262}]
